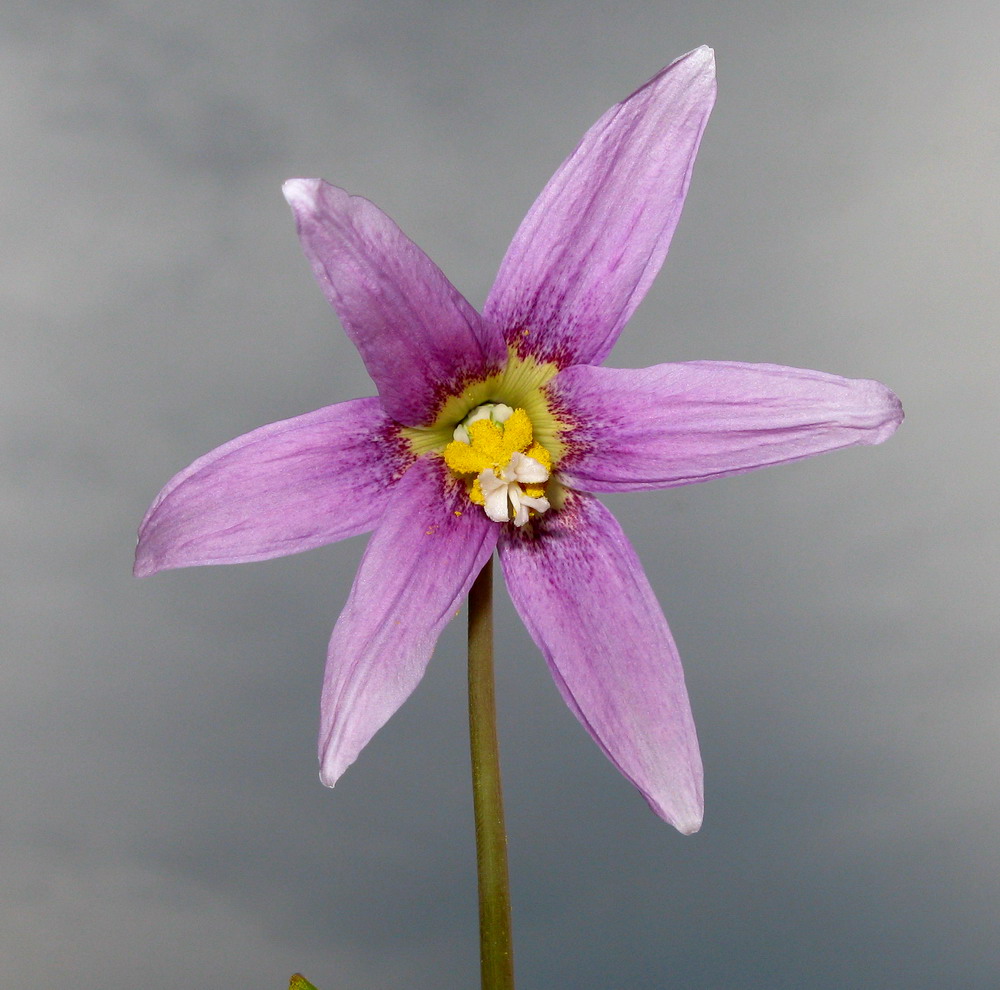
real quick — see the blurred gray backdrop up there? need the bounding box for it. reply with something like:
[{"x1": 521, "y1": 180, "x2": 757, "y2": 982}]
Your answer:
[{"x1": 5, "y1": 1, "x2": 998, "y2": 987}]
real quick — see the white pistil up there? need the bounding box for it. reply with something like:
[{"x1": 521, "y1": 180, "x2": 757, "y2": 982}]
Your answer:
[{"x1": 477, "y1": 451, "x2": 551, "y2": 527}]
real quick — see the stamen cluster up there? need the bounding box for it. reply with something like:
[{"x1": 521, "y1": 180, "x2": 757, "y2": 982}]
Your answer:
[{"x1": 444, "y1": 405, "x2": 552, "y2": 526}]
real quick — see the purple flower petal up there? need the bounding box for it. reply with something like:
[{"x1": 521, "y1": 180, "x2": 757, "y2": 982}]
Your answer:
[
  {"x1": 499, "y1": 492, "x2": 703, "y2": 832},
  {"x1": 284, "y1": 179, "x2": 507, "y2": 426},
  {"x1": 552, "y1": 361, "x2": 904, "y2": 492},
  {"x1": 320, "y1": 457, "x2": 498, "y2": 785},
  {"x1": 484, "y1": 47, "x2": 716, "y2": 368},
  {"x1": 134, "y1": 398, "x2": 408, "y2": 575}
]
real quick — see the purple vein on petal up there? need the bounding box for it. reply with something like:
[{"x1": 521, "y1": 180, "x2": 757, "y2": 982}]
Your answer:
[
  {"x1": 284, "y1": 179, "x2": 507, "y2": 427},
  {"x1": 319, "y1": 456, "x2": 499, "y2": 786},
  {"x1": 500, "y1": 491, "x2": 703, "y2": 833},
  {"x1": 135, "y1": 397, "x2": 409, "y2": 575},
  {"x1": 485, "y1": 46, "x2": 716, "y2": 368},
  {"x1": 551, "y1": 361, "x2": 904, "y2": 492}
]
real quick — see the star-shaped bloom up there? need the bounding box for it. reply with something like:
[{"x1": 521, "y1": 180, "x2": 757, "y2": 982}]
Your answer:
[{"x1": 134, "y1": 47, "x2": 902, "y2": 833}]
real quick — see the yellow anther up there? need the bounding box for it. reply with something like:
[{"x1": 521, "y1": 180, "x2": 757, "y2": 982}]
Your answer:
[
  {"x1": 446, "y1": 407, "x2": 548, "y2": 475},
  {"x1": 500, "y1": 408, "x2": 534, "y2": 456},
  {"x1": 467, "y1": 419, "x2": 508, "y2": 465},
  {"x1": 443, "y1": 438, "x2": 493, "y2": 476},
  {"x1": 525, "y1": 441, "x2": 552, "y2": 472}
]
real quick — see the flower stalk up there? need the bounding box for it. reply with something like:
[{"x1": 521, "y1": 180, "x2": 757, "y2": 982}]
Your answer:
[{"x1": 468, "y1": 557, "x2": 515, "y2": 989}]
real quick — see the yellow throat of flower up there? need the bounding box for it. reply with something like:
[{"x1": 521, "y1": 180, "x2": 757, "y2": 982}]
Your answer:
[{"x1": 400, "y1": 349, "x2": 568, "y2": 526}]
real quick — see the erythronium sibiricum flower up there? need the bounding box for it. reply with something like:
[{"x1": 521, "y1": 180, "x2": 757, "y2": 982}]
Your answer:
[{"x1": 134, "y1": 47, "x2": 902, "y2": 834}]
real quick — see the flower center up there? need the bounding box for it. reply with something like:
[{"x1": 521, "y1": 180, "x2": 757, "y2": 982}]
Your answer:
[{"x1": 444, "y1": 404, "x2": 552, "y2": 527}]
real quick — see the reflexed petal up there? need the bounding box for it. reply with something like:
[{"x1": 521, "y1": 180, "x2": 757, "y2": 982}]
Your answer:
[
  {"x1": 552, "y1": 362, "x2": 904, "y2": 492},
  {"x1": 499, "y1": 492, "x2": 703, "y2": 832},
  {"x1": 135, "y1": 398, "x2": 408, "y2": 575},
  {"x1": 485, "y1": 47, "x2": 716, "y2": 367},
  {"x1": 284, "y1": 179, "x2": 507, "y2": 426},
  {"x1": 320, "y1": 457, "x2": 498, "y2": 785}
]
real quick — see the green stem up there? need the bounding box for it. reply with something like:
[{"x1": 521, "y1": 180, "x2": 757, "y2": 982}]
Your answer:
[{"x1": 467, "y1": 557, "x2": 515, "y2": 990}]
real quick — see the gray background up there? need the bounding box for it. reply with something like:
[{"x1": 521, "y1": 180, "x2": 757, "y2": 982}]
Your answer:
[{"x1": 5, "y1": 2, "x2": 997, "y2": 987}]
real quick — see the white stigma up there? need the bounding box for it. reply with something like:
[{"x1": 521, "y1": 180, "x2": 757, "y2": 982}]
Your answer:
[{"x1": 478, "y1": 451, "x2": 551, "y2": 527}]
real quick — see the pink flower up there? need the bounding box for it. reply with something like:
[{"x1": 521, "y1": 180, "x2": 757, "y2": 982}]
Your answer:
[{"x1": 134, "y1": 48, "x2": 901, "y2": 833}]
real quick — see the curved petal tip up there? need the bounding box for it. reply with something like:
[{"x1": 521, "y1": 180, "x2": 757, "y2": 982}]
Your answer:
[
  {"x1": 658, "y1": 45, "x2": 715, "y2": 89},
  {"x1": 133, "y1": 545, "x2": 156, "y2": 578},
  {"x1": 640, "y1": 760, "x2": 704, "y2": 833},
  {"x1": 684, "y1": 44, "x2": 715, "y2": 69},
  {"x1": 649, "y1": 793, "x2": 703, "y2": 834},
  {"x1": 857, "y1": 379, "x2": 904, "y2": 445},
  {"x1": 282, "y1": 177, "x2": 322, "y2": 210}
]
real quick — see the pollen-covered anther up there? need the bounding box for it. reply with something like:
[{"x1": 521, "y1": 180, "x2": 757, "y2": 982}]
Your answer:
[
  {"x1": 452, "y1": 402, "x2": 513, "y2": 444},
  {"x1": 444, "y1": 404, "x2": 553, "y2": 526}
]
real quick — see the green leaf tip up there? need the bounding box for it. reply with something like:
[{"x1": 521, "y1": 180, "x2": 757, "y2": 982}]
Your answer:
[{"x1": 289, "y1": 975, "x2": 319, "y2": 990}]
